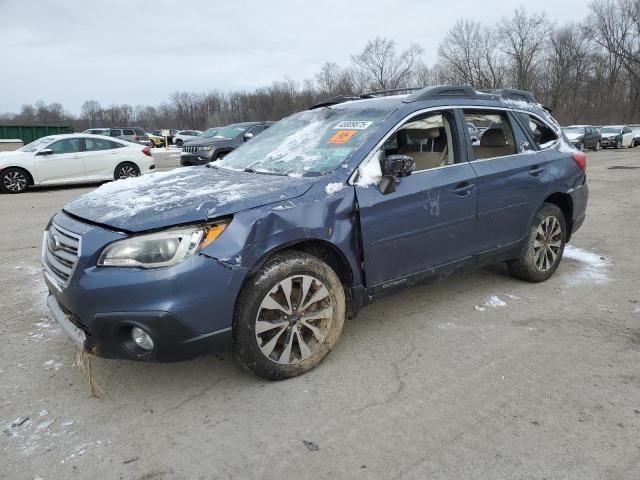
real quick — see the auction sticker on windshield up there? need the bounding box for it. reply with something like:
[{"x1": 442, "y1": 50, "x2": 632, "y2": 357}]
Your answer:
[
  {"x1": 328, "y1": 130, "x2": 357, "y2": 144},
  {"x1": 334, "y1": 121, "x2": 373, "y2": 130}
]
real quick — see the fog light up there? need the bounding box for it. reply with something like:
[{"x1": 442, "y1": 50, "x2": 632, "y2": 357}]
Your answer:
[{"x1": 131, "y1": 327, "x2": 154, "y2": 351}]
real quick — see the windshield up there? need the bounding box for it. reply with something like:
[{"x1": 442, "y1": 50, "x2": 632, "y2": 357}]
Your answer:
[
  {"x1": 201, "y1": 128, "x2": 219, "y2": 138},
  {"x1": 218, "y1": 107, "x2": 392, "y2": 176},
  {"x1": 601, "y1": 127, "x2": 621, "y2": 134},
  {"x1": 213, "y1": 124, "x2": 250, "y2": 139},
  {"x1": 18, "y1": 136, "x2": 54, "y2": 152},
  {"x1": 562, "y1": 127, "x2": 584, "y2": 135}
]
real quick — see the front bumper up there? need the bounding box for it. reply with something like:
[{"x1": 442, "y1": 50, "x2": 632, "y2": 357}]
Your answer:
[
  {"x1": 600, "y1": 137, "x2": 618, "y2": 147},
  {"x1": 43, "y1": 212, "x2": 247, "y2": 361},
  {"x1": 180, "y1": 152, "x2": 212, "y2": 166}
]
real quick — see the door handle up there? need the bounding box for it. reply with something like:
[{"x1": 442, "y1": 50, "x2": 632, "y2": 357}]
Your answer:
[
  {"x1": 451, "y1": 182, "x2": 475, "y2": 196},
  {"x1": 529, "y1": 166, "x2": 544, "y2": 176}
]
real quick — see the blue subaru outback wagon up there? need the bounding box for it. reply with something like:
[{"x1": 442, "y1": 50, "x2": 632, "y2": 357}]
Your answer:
[{"x1": 42, "y1": 86, "x2": 588, "y2": 379}]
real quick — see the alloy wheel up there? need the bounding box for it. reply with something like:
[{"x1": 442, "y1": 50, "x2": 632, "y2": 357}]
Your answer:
[
  {"x1": 255, "y1": 274, "x2": 333, "y2": 365},
  {"x1": 533, "y1": 216, "x2": 562, "y2": 272},
  {"x1": 3, "y1": 171, "x2": 27, "y2": 192},
  {"x1": 118, "y1": 165, "x2": 139, "y2": 179}
]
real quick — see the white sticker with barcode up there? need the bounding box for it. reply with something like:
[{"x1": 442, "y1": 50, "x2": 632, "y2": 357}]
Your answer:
[{"x1": 334, "y1": 121, "x2": 373, "y2": 130}]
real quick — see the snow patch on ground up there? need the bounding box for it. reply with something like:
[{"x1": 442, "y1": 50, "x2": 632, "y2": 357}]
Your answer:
[
  {"x1": 325, "y1": 182, "x2": 344, "y2": 195},
  {"x1": 561, "y1": 245, "x2": 610, "y2": 284},
  {"x1": 485, "y1": 295, "x2": 507, "y2": 308}
]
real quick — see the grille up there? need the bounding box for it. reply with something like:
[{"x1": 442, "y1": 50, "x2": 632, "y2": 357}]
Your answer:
[
  {"x1": 182, "y1": 145, "x2": 205, "y2": 153},
  {"x1": 42, "y1": 223, "x2": 81, "y2": 290}
]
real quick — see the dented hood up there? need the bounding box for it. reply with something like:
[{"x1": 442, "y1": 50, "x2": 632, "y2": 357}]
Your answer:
[{"x1": 63, "y1": 166, "x2": 313, "y2": 232}]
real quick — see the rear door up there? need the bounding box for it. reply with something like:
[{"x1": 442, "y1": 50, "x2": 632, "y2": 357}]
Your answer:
[
  {"x1": 35, "y1": 138, "x2": 85, "y2": 184},
  {"x1": 355, "y1": 109, "x2": 478, "y2": 289},
  {"x1": 82, "y1": 137, "x2": 125, "y2": 179},
  {"x1": 462, "y1": 109, "x2": 554, "y2": 254}
]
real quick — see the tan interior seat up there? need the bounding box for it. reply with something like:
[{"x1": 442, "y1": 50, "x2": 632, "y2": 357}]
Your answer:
[
  {"x1": 398, "y1": 128, "x2": 448, "y2": 171},
  {"x1": 473, "y1": 128, "x2": 515, "y2": 159}
]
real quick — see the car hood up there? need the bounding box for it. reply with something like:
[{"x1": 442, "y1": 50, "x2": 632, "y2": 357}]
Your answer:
[
  {"x1": 0, "y1": 150, "x2": 29, "y2": 163},
  {"x1": 601, "y1": 132, "x2": 619, "y2": 138},
  {"x1": 63, "y1": 166, "x2": 314, "y2": 232},
  {"x1": 184, "y1": 137, "x2": 238, "y2": 148}
]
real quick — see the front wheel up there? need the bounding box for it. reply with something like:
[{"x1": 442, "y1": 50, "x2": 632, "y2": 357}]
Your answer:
[
  {"x1": 114, "y1": 162, "x2": 140, "y2": 180},
  {"x1": 593, "y1": 141, "x2": 600, "y2": 151},
  {"x1": 578, "y1": 141, "x2": 584, "y2": 151},
  {"x1": 175, "y1": 139, "x2": 183, "y2": 147},
  {"x1": 234, "y1": 251, "x2": 346, "y2": 380},
  {"x1": 0, "y1": 167, "x2": 30, "y2": 193},
  {"x1": 508, "y1": 203, "x2": 566, "y2": 283}
]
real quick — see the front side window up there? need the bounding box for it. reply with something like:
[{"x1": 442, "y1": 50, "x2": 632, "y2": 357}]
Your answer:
[
  {"x1": 382, "y1": 112, "x2": 455, "y2": 171},
  {"x1": 49, "y1": 138, "x2": 81, "y2": 154},
  {"x1": 464, "y1": 111, "x2": 516, "y2": 160},
  {"x1": 218, "y1": 107, "x2": 392, "y2": 176}
]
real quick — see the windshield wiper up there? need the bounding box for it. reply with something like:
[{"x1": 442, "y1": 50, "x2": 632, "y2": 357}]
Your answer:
[{"x1": 243, "y1": 167, "x2": 288, "y2": 176}]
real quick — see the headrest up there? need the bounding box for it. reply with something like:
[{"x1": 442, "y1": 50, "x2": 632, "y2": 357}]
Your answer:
[
  {"x1": 480, "y1": 128, "x2": 507, "y2": 147},
  {"x1": 406, "y1": 128, "x2": 440, "y2": 141}
]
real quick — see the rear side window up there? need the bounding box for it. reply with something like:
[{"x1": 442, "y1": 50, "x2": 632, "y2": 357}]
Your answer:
[
  {"x1": 517, "y1": 113, "x2": 558, "y2": 149},
  {"x1": 123, "y1": 129, "x2": 135, "y2": 136},
  {"x1": 463, "y1": 111, "x2": 516, "y2": 160},
  {"x1": 133, "y1": 128, "x2": 146, "y2": 135},
  {"x1": 85, "y1": 138, "x2": 115, "y2": 151},
  {"x1": 49, "y1": 138, "x2": 81, "y2": 154},
  {"x1": 110, "y1": 129, "x2": 121, "y2": 137}
]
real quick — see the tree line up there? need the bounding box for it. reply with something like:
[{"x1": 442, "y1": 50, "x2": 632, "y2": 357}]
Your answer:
[{"x1": 1, "y1": 0, "x2": 638, "y2": 130}]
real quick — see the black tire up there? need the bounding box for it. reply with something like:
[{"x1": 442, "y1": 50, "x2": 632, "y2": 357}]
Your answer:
[
  {"x1": 593, "y1": 141, "x2": 600, "y2": 151},
  {"x1": 0, "y1": 167, "x2": 30, "y2": 194},
  {"x1": 508, "y1": 203, "x2": 566, "y2": 283},
  {"x1": 615, "y1": 139, "x2": 622, "y2": 149},
  {"x1": 175, "y1": 139, "x2": 183, "y2": 147},
  {"x1": 213, "y1": 151, "x2": 228, "y2": 161},
  {"x1": 234, "y1": 251, "x2": 346, "y2": 380},
  {"x1": 114, "y1": 162, "x2": 140, "y2": 180}
]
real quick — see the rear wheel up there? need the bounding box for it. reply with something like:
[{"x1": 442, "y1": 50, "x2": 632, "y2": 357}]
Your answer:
[
  {"x1": 114, "y1": 162, "x2": 140, "y2": 180},
  {"x1": 0, "y1": 167, "x2": 30, "y2": 193},
  {"x1": 593, "y1": 141, "x2": 600, "y2": 151},
  {"x1": 508, "y1": 203, "x2": 566, "y2": 283},
  {"x1": 234, "y1": 251, "x2": 346, "y2": 380}
]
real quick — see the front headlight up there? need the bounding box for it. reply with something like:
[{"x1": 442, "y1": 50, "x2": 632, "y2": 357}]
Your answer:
[
  {"x1": 199, "y1": 145, "x2": 213, "y2": 151},
  {"x1": 98, "y1": 222, "x2": 228, "y2": 268}
]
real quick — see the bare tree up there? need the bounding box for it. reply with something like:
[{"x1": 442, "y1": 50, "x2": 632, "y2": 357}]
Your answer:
[
  {"x1": 498, "y1": 7, "x2": 552, "y2": 91},
  {"x1": 351, "y1": 37, "x2": 423, "y2": 92}
]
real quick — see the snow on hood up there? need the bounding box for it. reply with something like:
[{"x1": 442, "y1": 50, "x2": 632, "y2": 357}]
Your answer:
[
  {"x1": 63, "y1": 166, "x2": 313, "y2": 232},
  {"x1": 600, "y1": 132, "x2": 618, "y2": 138}
]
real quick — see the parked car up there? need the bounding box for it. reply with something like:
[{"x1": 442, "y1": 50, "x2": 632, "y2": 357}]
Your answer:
[
  {"x1": 180, "y1": 122, "x2": 273, "y2": 166},
  {"x1": 83, "y1": 128, "x2": 111, "y2": 136},
  {"x1": 173, "y1": 130, "x2": 202, "y2": 147},
  {"x1": 0, "y1": 134, "x2": 155, "y2": 193},
  {"x1": 146, "y1": 131, "x2": 165, "y2": 148},
  {"x1": 599, "y1": 125, "x2": 636, "y2": 148},
  {"x1": 630, "y1": 125, "x2": 640, "y2": 147},
  {"x1": 561, "y1": 125, "x2": 602, "y2": 151},
  {"x1": 151, "y1": 129, "x2": 179, "y2": 144},
  {"x1": 42, "y1": 86, "x2": 587, "y2": 380},
  {"x1": 83, "y1": 128, "x2": 151, "y2": 146}
]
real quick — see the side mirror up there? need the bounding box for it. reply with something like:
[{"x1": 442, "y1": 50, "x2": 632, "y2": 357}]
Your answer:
[
  {"x1": 379, "y1": 154, "x2": 415, "y2": 195},
  {"x1": 243, "y1": 132, "x2": 254, "y2": 141},
  {"x1": 37, "y1": 148, "x2": 53, "y2": 156}
]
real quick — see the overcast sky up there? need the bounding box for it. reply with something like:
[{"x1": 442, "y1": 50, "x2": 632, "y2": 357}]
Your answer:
[{"x1": 0, "y1": 0, "x2": 591, "y2": 114}]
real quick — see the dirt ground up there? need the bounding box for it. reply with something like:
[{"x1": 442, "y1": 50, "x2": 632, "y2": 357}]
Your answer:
[{"x1": 1, "y1": 148, "x2": 639, "y2": 480}]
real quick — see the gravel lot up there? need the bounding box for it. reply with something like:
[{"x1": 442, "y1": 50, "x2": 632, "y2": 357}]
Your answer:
[{"x1": 1, "y1": 148, "x2": 639, "y2": 480}]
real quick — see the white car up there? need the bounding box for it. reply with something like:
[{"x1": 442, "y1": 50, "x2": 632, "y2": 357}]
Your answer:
[
  {"x1": 0, "y1": 134, "x2": 155, "y2": 194},
  {"x1": 173, "y1": 130, "x2": 202, "y2": 147},
  {"x1": 599, "y1": 125, "x2": 636, "y2": 149}
]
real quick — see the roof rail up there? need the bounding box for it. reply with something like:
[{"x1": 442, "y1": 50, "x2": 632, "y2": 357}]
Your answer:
[
  {"x1": 404, "y1": 85, "x2": 480, "y2": 103},
  {"x1": 360, "y1": 87, "x2": 424, "y2": 98},
  {"x1": 478, "y1": 88, "x2": 537, "y2": 104},
  {"x1": 309, "y1": 95, "x2": 362, "y2": 110}
]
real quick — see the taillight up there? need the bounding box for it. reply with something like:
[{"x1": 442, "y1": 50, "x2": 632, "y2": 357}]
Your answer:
[
  {"x1": 142, "y1": 146, "x2": 152, "y2": 157},
  {"x1": 134, "y1": 135, "x2": 140, "y2": 141},
  {"x1": 573, "y1": 150, "x2": 587, "y2": 173}
]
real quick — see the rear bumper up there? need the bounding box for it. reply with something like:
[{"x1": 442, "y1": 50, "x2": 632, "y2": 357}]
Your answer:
[{"x1": 568, "y1": 182, "x2": 588, "y2": 239}]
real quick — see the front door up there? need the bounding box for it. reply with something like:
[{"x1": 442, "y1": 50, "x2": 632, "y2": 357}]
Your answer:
[
  {"x1": 35, "y1": 137, "x2": 85, "y2": 184},
  {"x1": 355, "y1": 110, "x2": 478, "y2": 289}
]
